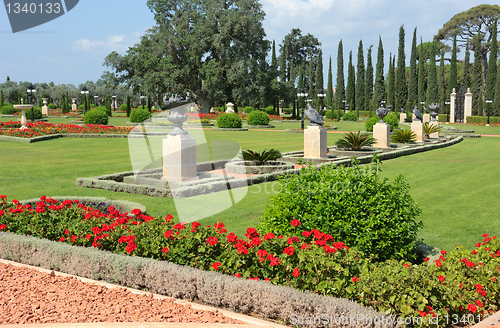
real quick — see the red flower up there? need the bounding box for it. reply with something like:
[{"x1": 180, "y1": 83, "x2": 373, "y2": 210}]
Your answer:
[
  {"x1": 263, "y1": 232, "x2": 275, "y2": 240},
  {"x1": 283, "y1": 246, "x2": 294, "y2": 256},
  {"x1": 440, "y1": 250, "x2": 447, "y2": 255},
  {"x1": 206, "y1": 236, "x2": 219, "y2": 246},
  {"x1": 292, "y1": 268, "x2": 300, "y2": 277},
  {"x1": 234, "y1": 273, "x2": 241, "y2": 278},
  {"x1": 435, "y1": 260, "x2": 442, "y2": 267},
  {"x1": 352, "y1": 276, "x2": 360, "y2": 283},
  {"x1": 64, "y1": 229, "x2": 69, "y2": 235},
  {"x1": 290, "y1": 219, "x2": 301, "y2": 227},
  {"x1": 212, "y1": 262, "x2": 221, "y2": 270},
  {"x1": 475, "y1": 300, "x2": 483, "y2": 307},
  {"x1": 165, "y1": 214, "x2": 173, "y2": 222},
  {"x1": 419, "y1": 311, "x2": 427, "y2": 317},
  {"x1": 475, "y1": 242, "x2": 482, "y2": 247},
  {"x1": 472, "y1": 250, "x2": 478, "y2": 255},
  {"x1": 270, "y1": 258, "x2": 281, "y2": 266},
  {"x1": 131, "y1": 209, "x2": 142, "y2": 215},
  {"x1": 287, "y1": 236, "x2": 301, "y2": 245},
  {"x1": 70, "y1": 235, "x2": 77, "y2": 242},
  {"x1": 0, "y1": 195, "x2": 6, "y2": 199},
  {"x1": 314, "y1": 240, "x2": 326, "y2": 246},
  {"x1": 125, "y1": 242, "x2": 137, "y2": 254},
  {"x1": 482, "y1": 233, "x2": 489, "y2": 237},
  {"x1": 58, "y1": 236, "x2": 65, "y2": 242},
  {"x1": 245, "y1": 227, "x2": 259, "y2": 239},
  {"x1": 226, "y1": 232, "x2": 238, "y2": 243},
  {"x1": 438, "y1": 275, "x2": 445, "y2": 282},
  {"x1": 468, "y1": 304, "x2": 477, "y2": 314},
  {"x1": 250, "y1": 237, "x2": 262, "y2": 247},
  {"x1": 403, "y1": 263, "x2": 410, "y2": 268},
  {"x1": 257, "y1": 249, "x2": 268, "y2": 257},
  {"x1": 173, "y1": 223, "x2": 185, "y2": 230},
  {"x1": 164, "y1": 230, "x2": 174, "y2": 238},
  {"x1": 0, "y1": 224, "x2": 6, "y2": 230},
  {"x1": 323, "y1": 246, "x2": 337, "y2": 254},
  {"x1": 162, "y1": 247, "x2": 169, "y2": 253},
  {"x1": 301, "y1": 243, "x2": 310, "y2": 250},
  {"x1": 302, "y1": 231, "x2": 312, "y2": 238}
]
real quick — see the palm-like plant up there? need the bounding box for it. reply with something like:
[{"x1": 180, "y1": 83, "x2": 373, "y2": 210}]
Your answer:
[
  {"x1": 390, "y1": 129, "x2": 417, "y2": 143},
  {"x1": 335, "y1": 131, "x2": 375, "y2": 151},
  {"x1": 423, "y1": 123, "x2": 441, "y2": 139},
  {"x1": 242, "y1": 149, "x2": 282, "y2": 165}
]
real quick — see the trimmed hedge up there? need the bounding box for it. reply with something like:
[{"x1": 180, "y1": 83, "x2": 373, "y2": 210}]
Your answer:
[
  {"x1": 84, "y1": 109, "x2": 109, "y2": 125},
  {"x1": 1, "y1": 105, "x2": 16, "y2": 115},
  {"x1": 465, "y1": 116, "x2": 500, "y2": 124},
  {"x1": 216, "y1": 113, "x2": 242, "y2": 128},
  {"x1": 365, "y1": 113, "x2": 399, "y2": 132},
  {"x1": 342, "y1": 112, "x2": 358, "y2": 121},
  {"x1": 130, "y1": 108, "x2": 152, "y2": 123},
  {"x1": 247, "y1": 110, "x2": 270, "y2": 126}
]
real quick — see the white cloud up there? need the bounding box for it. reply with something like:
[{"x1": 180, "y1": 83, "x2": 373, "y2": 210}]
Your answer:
[{"x1": 71, "y1": 32, "x2": 142, "y2": 54}]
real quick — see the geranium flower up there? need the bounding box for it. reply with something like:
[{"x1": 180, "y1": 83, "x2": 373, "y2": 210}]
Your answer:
[
  {"x1": 263, "y1": 232, "x2": 275, "y2": 240},
  {"x1": 212, "y1": 262, "x2": 221, "y2": 270},
  {"x1": 352, "y1": 276, "x2": 360, "y2": 283},
  {"x1": 468, "y1": 304, "x2": 477, "y2": 314},
  {"x1": 206, "y1": 236, "x2": 219, "y2": 246},
  {"x1": 283, "y1": 246, "x2": 294, "y2": 256},
  {"x1": 438, "y1": 275, "x2": 445, "y2": 282},
  {"x1": 162, "y1": 247, "x2": 169, "y2": 253},
  {"x1": 0, "y1": 224, "x2": 6, "y2": 230},
  {"x1": 475, "y1": 300, "x2": 483, "y2": 307},
  {"x1": 292, "y1": 268, "x2": 300, "y2": 277},
  {"x1": 419, "y1": 311, "x2": 427, "y2": 317},
  {"x1": 290, "y1": 219, "x2": 301, "y2": 227}
]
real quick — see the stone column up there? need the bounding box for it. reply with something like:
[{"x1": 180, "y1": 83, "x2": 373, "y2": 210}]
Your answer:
[
  {"x1": 304, "y1": 125, "x2": 328, "y2": 158},
  {"x1": 71, "y1": 98, "x2": 77, "y2": 111},
  {"x1": 225, "y1": 102, "x2": 235, "y2": 113},
  {"x1": 373, "y1": 122, "x2": 390, "y2": 148},
  {"x1": 411, "y1": 120, "x2": 424, "y2": 142},
  {"x1": 42, "y1": 98, "x2": 49, "y2": 116},
  {"x1": 163, "y1": 133, "x2": 199, "y2": 183},
  {"x1": 423, "y1": 113, "x2": 431, "y2": 123},
  {"x1": 449, "y1": 88, "x2": 456, "y2": 123},
  {"x1": 399, "y1": 112, "x2": 407, "y2": 123},
  {"x1": 464, "y1": 88, "x2": 472, "y2": 123},
  {"x1": 429, "y1": 121, "x2": 440, "y2": 138}
]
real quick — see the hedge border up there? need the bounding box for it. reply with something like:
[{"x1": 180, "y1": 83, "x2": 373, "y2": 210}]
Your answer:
[{"x1": 0, "y1": 232, "x2": 394, "y2": 328}]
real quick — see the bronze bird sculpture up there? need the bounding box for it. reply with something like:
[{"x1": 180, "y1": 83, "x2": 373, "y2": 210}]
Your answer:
[
  {"x1": 305, "y1": 103, "x2": 324, "y2": 126},
  {"x1": 413, "y1": 106, "x2": 423, "y2": 121}
]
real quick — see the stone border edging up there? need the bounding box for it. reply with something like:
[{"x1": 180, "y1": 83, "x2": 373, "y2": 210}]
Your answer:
[
  {"x1": 0, "y1": 232, "x2": 393, "y2": 328},
  {"x1": 212, "y1": 128, "x2": 249, "y2": 131},
  {"x1": 243, "y1": 125, "x2": 275, "y2": 129}
]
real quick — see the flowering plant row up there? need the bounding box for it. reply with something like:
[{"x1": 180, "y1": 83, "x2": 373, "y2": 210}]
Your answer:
[
  {"x1": 0, "y1": 196, "x2": 498, "y2": 326},
  {"x1": 0, "y1": 121, "x2": 133, "y2": 138}
]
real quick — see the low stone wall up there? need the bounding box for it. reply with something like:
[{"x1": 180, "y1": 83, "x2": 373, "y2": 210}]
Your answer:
[{"x1": 225, "y1": 161, "x2": 294, "y2": 175}]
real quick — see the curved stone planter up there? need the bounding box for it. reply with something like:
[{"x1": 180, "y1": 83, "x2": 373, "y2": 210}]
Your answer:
[{"x1": 225, "y1": 161, "x2": 294, "y2": 175}]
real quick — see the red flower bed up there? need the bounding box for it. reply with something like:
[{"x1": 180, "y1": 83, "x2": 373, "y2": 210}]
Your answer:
[{"x1": 0, "y1": 121, "x2": 133, "y2": 138}]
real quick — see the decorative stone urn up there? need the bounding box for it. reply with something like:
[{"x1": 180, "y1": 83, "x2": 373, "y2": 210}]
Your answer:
[
  {"x1": 14, "y1": 103, "x2": 33, "y2": 130},
  {"x1": 71, "y1": 98, "x2": 77, "y2": 111},
  {"x1": 42, "y1": 98, "x2": 49, "y2": 116},
  {"x1": 225, "y1": 102, "x2": 235, "y2": 113}
]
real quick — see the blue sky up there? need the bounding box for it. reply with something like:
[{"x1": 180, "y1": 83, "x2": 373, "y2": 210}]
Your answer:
[{"x1": 0, "y1": 0, "x2": 494, "y2": 86}]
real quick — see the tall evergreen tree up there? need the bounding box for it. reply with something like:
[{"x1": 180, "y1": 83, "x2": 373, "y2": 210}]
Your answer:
[
  {"x1": 346, "y1": 51, "x2": 355, "y2": 110},
  {"x1": 315, "y1": 50, "x2": 324, "y2": 98},
  {"x1": 494, "y1": 58, "x2": 500, "y2": 116},
  {"x1": 279, "y1": 49, "x2": 287, "y2": 83},
  {"x1": 365, "y1": 45, "x2": 374, "y2": 111},
  {"x1": 326, "y1": 56, "x2": 333, "y2": 109},
  {"x1": 308, "y1": 59, "x2": 315, "y2": 100},
  {"x1": 297, "y1": 65, "x2": 305, "y2": 117},
  {"x1": 408, "y1": 27, "x2": 418, "y2": 111},
  {"x1": 271, "y1": 40, "x2": 278, "y2": 79},
  {"x1": 355, "y1": 40, "x2": 365, "y2": 114},
  {"x1": 472, "y1": 35, "x2": 483, "y2": 115},
  {"x1": 426, "y1": 42, "x2": 437, "y2": 103},
  {"x1": 437, "y1": 50, "x2": 445, "y2": 113},
  {"x1": 449, "y1": 33, "x2": 458, "y2": 95},
  {"x1": 373, "y1": 36, "x2": 385, "y2": 107},
  {"x1": 485, "y1": 19, "x2": 498, "y2": 103},
  {"x1": 387, "y1": 53, "x2": 395, "y2": 107},
  {"x1": 396, "y1": 25, "x2": 407, "y2": 110},
  {"x1": 126, "y1": 95, "x2": 131, "y2": 117},
  {"x1": 462, "y1": 44, "x2": 471, "y2": 89},
  {"x1": 418, "y1": 38, "x2": 426, "y2": 109},
  {"x1": 270, "y1": 40, "x2": 279, "y2": 109},
  {"x1": 336, "y1": 40, "x2": 345, "y2": 105},
  {"x1": 0, "y1": 90, "x2": 3, "y2": 108}
]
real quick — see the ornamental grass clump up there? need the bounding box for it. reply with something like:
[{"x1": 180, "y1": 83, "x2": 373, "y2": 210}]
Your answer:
[
  {"x1": 391, "y1": 129, "x2": 417, "y2": 143},
  {"x1": 336, "y1": 131, "x2": 375, "y2": 151},
  {"x1": 242, "y1": 149, "x2": 281, "y2": 165},
  {"x1": 259, "y1": 157, "x2": 423, "y2": 262}
]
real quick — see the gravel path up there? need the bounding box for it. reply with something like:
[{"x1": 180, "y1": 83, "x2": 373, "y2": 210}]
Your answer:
[{"x1": 0, "y1": 262, "x2": 242, "y2": 325}]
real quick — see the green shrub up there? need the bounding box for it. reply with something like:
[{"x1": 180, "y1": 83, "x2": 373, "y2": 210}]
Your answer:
[
  {"x1": 391, "y1": 129, "x2": 416, "y2": 143},
  {"x1": 129, "y1": 108, "x2": 152, "y2": 123},
  {"x1": 93, "y1": 106, "x2": 108, "y2": 114},
  {"x1": 424, "y1": 122, "x2": 441, "y2": 138},
  {"x1": 365, "y1": 113, "x2": 399, "y2": 132},
  {"x1": 247, "y1": 110, "x2": 270, "y2": 126},
  {"x1": 243, "y1": 106, "x2": 253, "y2": 113},
  {"x1": 48, "y1": 103, "x2": 57, "y2": 109},
  {"x1": 325, "y1": 110, "x2": 338, "y2": 120},
  {"x1": 265, "y1": 106, "x2": 278, "y2": 115},
  {"x1": 242, "y1": 149, "x2": 281, "y2": 165},
  {"x1": 83, "y1": 109, "x2": 109, "y2": 125},
  {"x1": 438, "y1": 114, "x2": 447, "y2": 122},
  {"x1": 31, "y1": 107, "x2": 42, "y2": 120},
  {"x1": 282, "y1": 108, "x2": 293, "y2": 114},
  {"x1": 1, "y1": 105, "x2": 16, "y2": 115},
  {"x1": 342, "y1": 111, "x2": 358, "y2": 121},
  {"x1": 216, "y1": 113, "x2": 242, "y2": 128},
  {"x1": 259, "y1": 158, "x2": 423, "y2": 262},
  {"x1": 119, "y1": 104, "x2": 127, "y2": 111},
  {"x1": 464, "y1": 115, "x2": 500, "y2": 124},
  {"x1": 335, "y1": 131, "x2": 375, "y2": 150},
  {"x1": 78, "y1": 104, "x2": 85, "y2": 110}
]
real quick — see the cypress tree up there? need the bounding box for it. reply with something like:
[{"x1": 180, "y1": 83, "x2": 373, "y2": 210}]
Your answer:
[
  {"x1": 472, "y1": 35, "x2": 483, "y2": 115},
  {"x1": 298, "y1": 65, "x2": 305, "y2": 117},
  {"x1": 290, "y1": 64, "x2": 297, "y2": 119},
  {"x1": 0, "y1": 90, "x2": 3, "y2": 107},
  {"x1": 336, "y1": 40, "x2": 345, "y2": 105},
  {"x1": 315, "y1": 50, "x2": 324, "y2": 103},
  {"x1": 462, "y1": 44, "x2": 471, "y2": 90},
  {"x1": 147, "y1": 96, "x2": 152, "y2": 112},
  {"x1": 408, "y1": 27, "x2": 418, "y2": 112},
  {"x1": 449, "y1": 33, "x2": 458, "y2": 95},
  {"x1": 426, "y1": 41, "x2": 437, "y2": 104},
  {"x1": 105, "y1": 95, "x2": 111, "y2": 116},
  {"x1": 271, "y1": 40, "x2": 278, "y2": 80},
  {"x1": 327, "y1": 56, "x2": 333, "y2": 109},
  {"x1": 355, "y1": 40, "x2": 365, "y2": 115},
  {"x1": 437, "y1": 51, "x2": 445, "y2": 113},
  {"x1": 279, "y1": 49, "x2": 287, "y2": 83},
  {"x1": 365, "y1": 45, "x2": 374, "y2": 110},
  {"x1": 346, "y1": 51, "x2": 355, "y2": 110},
  {"x1": 308, "y1": 59, "x2": 315, "y2": 100},
  {"x1": 494, "y1": 58, "x2": 500, "y2": 116},
  {"x1": 418, "y1": 38, "x2": 426, "y2": 109},
  {"x1": 373, "y1": 36, "x2": 385, "y2": 107},
  {"x1": 485, "y1": 19, "x2": 498, "y2": 105},
  {"x1": 396, "y1": 25, "x2": 407, "y2": 110},
  {"x1": 126, "y1": 95, "x2": 131, "y2": 117},
  {"x1": 387, "y1": 53, "x2": 395, "y2": 107}
]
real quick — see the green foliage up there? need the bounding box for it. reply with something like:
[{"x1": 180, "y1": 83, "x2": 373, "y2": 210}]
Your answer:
[
  {"x1": 408, "y1": 28, "x2": 418, "y2": 110},
  {"x1": 129, "y1": 108, "x2": 152, "y2": 123},
  {"x1": 355, "y1": 41, "x2": 365, "y2": 112},
  {"x1": 48, "y1": 103, "x2": 57, "y2": 109},
  {"x1": 216, "y1": 113, "x2": 242, "y2": 128},
  {"x1": 247, "y1": 110, "x2": 270, "y2": 126},
  {"x1": 365, "y1": 46, "x2": 374, "y2": 110},
  {"x1": 396, "y1": 25, "x2": 407, "y2": 110},
  {"x1": 242, "y1": 149, "x2": 281, "y2": 165},
  {"x1": 336, "y1": 40, "x2": 345, "y2": 104},
  {"x1": 424, "y1": 122, "x2": 442, "y2": 137},
  {"x1": 265, "y1": 106, "x2": 278, "y2": 115},
  {"x1": 325, "y1": 110, "x2": 338, "y2": 120},
  {"x1": 83, "y1": 109, "x2": 109, "y2": 125},
  {"x1": 426, "y1": 41, "x2": 438, "y2": 103},
  {"x1": 335, "y1": 131, "x2": 375, "y2": 150},
  {"x1": 243, "y1": 106, "x2": 253, "y2": 113},
  {"x1": 105, "y1": 95, "x2": 112, "y2": 116},
  {"x1": 119, "y1": 104, "x2": 127, "y2": 111},
  {"x1": 30, "y1": 107, "x2": 42, "y2": 120},
  {"x1": 126, "y1": 95, "x2": 131, "y2": 118},
  {"x1": 346, "y1": 51, "x2": 355, "y2": 109},
  {"x1": 461, "y1": 116, "x2": 500, "y2": 124},
  {"x1": 341, "y1": 111, "x2": 358, "y2": 121},
  {"x1": 78, "y1": 104, "x2": 85, "y2": 110},
  {"x1": 391, "y1": 129, "x2": 416, "y2": 143},
  {"x1": 373, "y1": 36, "x2": 385, "y2": 107},
  {"x1": 259, "y1": 159, "x2": 423, "y2": 262},
  {"x1": 365, "y1": 113, "x2": 399, "y2": 132},
  {"x1": 1, "y1": 105, "x2": 16, "y2": 115}
]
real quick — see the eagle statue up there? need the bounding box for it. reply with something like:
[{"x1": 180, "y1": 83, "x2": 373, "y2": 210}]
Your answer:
[
  {"x1": 304, "y1": 103, "x2": 324, "y2": 126},
  {"x1": 413, "y1": 106, "x2": 423, "y2": 121}
]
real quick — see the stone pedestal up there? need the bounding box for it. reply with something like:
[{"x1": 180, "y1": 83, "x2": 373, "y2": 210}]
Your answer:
[
  {"x1": 450, "y1": 88, "x2": 456, "y2": 123},
  {"x1": 464, "y1": 88, "x2": 472, "y2": 123},
  {"x1": 304, "y1": 125, "x2": 327, "y2": 158},
  {"x1": 71, "y1": 98, "x2": 77, "y2": 111},
  {"x1": 42, "y1": 98, "x2": 49, "y2": 116},
  {"x1": 429, "y1": 121, "x2": 440, "y2": 138},
  {"x1": 399, "y1": 113, "x2": 407, "y2": 123},
  {"x1": 162, "y1": 134, "x2": 199, "y2": 183},
  {"x1": 373, "y1": 122, "x2": 390, "y2": 148},
  {"x1": 423, "y1": 113, "x2": 430, "y2": 123},
  {"x1": 225, "y1": 102, "x2": 235, "y2": 113},
  {"x1": 14, "y1": 104, "x2": 33, "y2": 130},
  {"x1": 411, "y1": 121, "x2": 424, "y2": 142}
]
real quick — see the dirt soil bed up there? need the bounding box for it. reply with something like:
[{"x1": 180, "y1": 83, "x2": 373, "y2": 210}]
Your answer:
[{"x1": 0, "y1": 262, "x2": 243, "y2": 325}]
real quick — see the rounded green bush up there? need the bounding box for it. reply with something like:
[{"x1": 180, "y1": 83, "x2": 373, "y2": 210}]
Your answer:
[
  {"x1": 265, "y1": 106, "x2": 278, "y2": 115},
  {"x1": 259, "y1": 158, "x2": 423, "y2": 262},
  {"x1": 48, "y1": 103, "x2": 57, "y2": 109},
  {"x1": 243, "y1": 106, "x2": 253, "y2": 113},
  {"x1": 365, "y1": 113, "x2": 399, "y2": 132},
  {"x1": 342, "y1": 111, "x2": 358, "y2": 121},
  {"x1": 247, "y1": 110, "x2": 270, "y2": 126},
  {"x1": 129, "y1": 108, "x2": 152, "y2": 123},
  {"x1": 1, "y1": 105, "x2": 16, "y2": 115},
  {"x1": 78, "y1": 104, "x2": 85, "y2": 110},
  {"x1": 325, "y1": 110, "x2": 338, "y2": 120},
  {"x1": 84, "y1": 109, "x2": 109, "y2": 125},
  {"x1": 216, "y1": 113, "x2": 242, "y2": 128},
  {"x1": 31, "y1": 107, "x2": 42, "y2": 120},
  {"x1": 119, "y1": 104, "x2": 128, "y2": 111}
]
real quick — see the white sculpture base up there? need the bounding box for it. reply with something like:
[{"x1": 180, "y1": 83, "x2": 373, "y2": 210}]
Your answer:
[
  {"x1": 304, "y1": 125, "x2": 328, "y2": 158},
  {"x1": 411, "y1": 121, "x2": 424, "y2": 142},
  {"x1": 42, "y1": 105, "x2": 49, "y2": 116},
  {"x1": 163, "y1": 133, "x2": 199, "y2": 183},
  {"x1": 373, "y1": 122, "x2": 390, "y2": 148},
  {"x1": 399, "y1": 113, "x2": 407, "y2": 123},
  {"x1": 423, "y1": 113, "x2": 430, "y2": 123},
  {"x1": 20, "y1": 110, "x2": 28, "y2": 129},
  {"x1": 72, "y1": 104, "x2": 77, "y2": 111},
  {"x1": 429, "y1": 121, "x2": 440, "y2": 138}
]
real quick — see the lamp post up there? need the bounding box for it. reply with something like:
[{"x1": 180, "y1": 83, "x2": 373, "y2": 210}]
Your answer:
[
  {"x1": 140, "y1": 95, "x2": 146, "y2": 110},
  {"x1": 381, "y1": 99, "x2": 386, "y2": 108},
  {"x1": 445, "y1": 99, "x2": 450, "y2": 124},
  {"x1": 112, "y1": 95, "x2": 116, "y2": 111},
  {"x1": 26, "y1": 83, "x2": 36, "y2": 122},
  {"x1": 420, "y1": 99, "x2": 425, "y2": 111},
  {"x1": 317, "y1": 90, "x2": 326, "y2": 117},
  {"x1": 297, "y1": 90, "x2": 308, "y2": 130},
  {"x1": 94, "y1": 95, "x2": 99, "y2": 107},
  {"x1": 485, "y1": 97, "x2": 492, "y2": 126},
  {"x1": 342, "y1": 99, "x2": 346, "y2": 113},
  {"x1": 81, "y1": 86, "x2": 89, "y2": 114}
]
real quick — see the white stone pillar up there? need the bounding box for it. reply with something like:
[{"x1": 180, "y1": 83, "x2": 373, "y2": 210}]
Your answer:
[
  {"x1": 449, "y1": 89, "x2": 456, "y2": 123},
  {"x1": 71, "y1": 98, "x2": 77, "y2": 111},
  {"x1": 373, "y1": 122, "x2": 390, "y2": 148},
  {"x1": 42, "y1": 98, "x2": 49, "y2": 116},
  {"x1": 163, "y1": 134, "x2": 198, "y2": 183},
  {"x1": 464, "y1": 88, "x2": 472, "y2": 123},
  {"x1": 423, "y1": 113, "x2": 431, "y2": 123},
  {"x1": 411, "y1": 121, "x2": 424, "y2": 142},
  {"x1": 429, "y1": 121, "x2": 440, "y2": 138},
  {"x1": 304, "y1": 125, "x2": 328, "y2": 158},
  {"x1": 399, "y1": 113, "x2": 407, "y2": 123}
]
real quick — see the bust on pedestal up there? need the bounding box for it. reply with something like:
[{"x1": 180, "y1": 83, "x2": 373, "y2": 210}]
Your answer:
[
  {"x1": 303, "y1": 104, "x2": 327, "y2": 158},
  {"x1": 373, "y1": 106, "x2": 390, "y2": 148},
  {"x1": 411, "y1": 107, "x2": 424, "y2": 142}
]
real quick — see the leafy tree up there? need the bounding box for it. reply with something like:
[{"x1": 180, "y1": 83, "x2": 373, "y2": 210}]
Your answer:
[
  {"x1": 485, "y1": 19, "x2": 498, "y2": 102},
  {"x1": 396, "y1": 25, "x2": 407, "y2": 110},
  {"x1": 449, "y1": 33, "x2": 458, "y2": 95},
  {"x1": 326, "y1": 56, "x2": 333, "y2": 109},
  {"x1": 387, "y1": 53, "x2": 395, "y2": 107},
  {"x1": 426, "y1": 42, "x2": 438, "y2": 104},
  {"x1": 355, "y1": 40, "x2": 365, "y2": 114},
  {"x1": 418, "y1": 38, "x2": 426, "y2": 108},
  {"x1": 365, "y1": 45, "x2": 374, "y2": 111},
  {"x1": 408, "y1": 28, "x2": 418, "y2": 113},
  {"x1": 280, "y1": 28, "x2": 321, "y2": 80},
  {"x1": 103, "y1": 0, "x2": 270, "y2": 113},
  {"x1": 373, "y1": 36, "x2": 385, "y2": 108},
  {"x1": 472, "y1": 35, "x2": 484, "y2": 115},
  {"x1": 346, "y1": 51, "x2": 355, "y2": 110},
  {"x1": 435, "y1": 4, "x2": 500, "y2": 94},
  {"x1": 336, "y1": 40, "x2": 345, "y2": 105}
]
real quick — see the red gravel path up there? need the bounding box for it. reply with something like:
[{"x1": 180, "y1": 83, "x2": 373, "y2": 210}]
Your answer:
[{"x1": 0, "y1": 262, "x2": 242, "y2": 325}]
